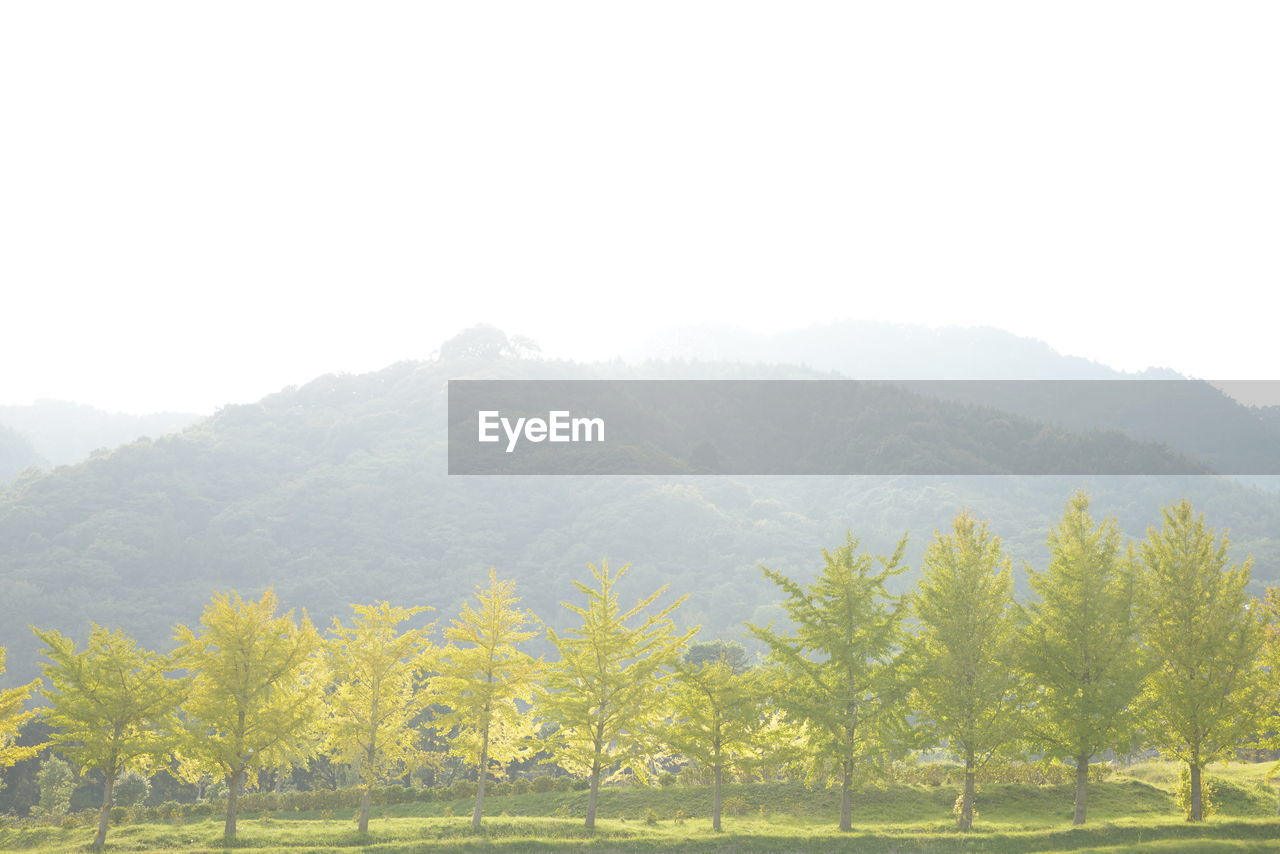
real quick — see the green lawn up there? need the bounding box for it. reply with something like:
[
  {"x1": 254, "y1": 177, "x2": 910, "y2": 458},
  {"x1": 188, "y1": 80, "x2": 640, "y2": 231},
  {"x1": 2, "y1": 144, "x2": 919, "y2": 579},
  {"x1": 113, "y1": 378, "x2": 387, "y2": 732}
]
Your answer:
[{"x1": 2, "y1": 762, "x2": 1277, "y2": 853}]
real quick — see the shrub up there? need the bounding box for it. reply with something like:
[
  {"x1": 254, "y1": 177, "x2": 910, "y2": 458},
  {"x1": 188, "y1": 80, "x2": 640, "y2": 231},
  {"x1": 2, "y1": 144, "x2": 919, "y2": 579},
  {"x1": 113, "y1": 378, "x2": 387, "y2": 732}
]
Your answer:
[
  {"x1": 1174, "y1": 766, "x2": 1218, "y2": 820},
  {"x1": 531, "y1": 775, "x2": 557, "y2": 793},
  {"x1": 511, "y1": 778, "x2": 532, "y2": 795},
  {"x1": 644, "y1": 808, "x2": 659, "y2": 825}
]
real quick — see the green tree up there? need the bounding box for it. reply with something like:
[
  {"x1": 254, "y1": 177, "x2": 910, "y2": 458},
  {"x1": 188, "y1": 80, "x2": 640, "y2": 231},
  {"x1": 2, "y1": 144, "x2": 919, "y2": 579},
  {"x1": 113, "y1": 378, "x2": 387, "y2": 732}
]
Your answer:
[
  {"x1": 1019, "y1": 493, "x2": 1144, "y2": 825},
  {"x1": 748, "y1": 532, "x2": 910, "y2": 832},
  {"x1": 34, "y1": 626, "x2": 185, "y2": 849},
  {"x1": 324, "y1": 602, "x2": 435, "y2": 834},
  {"x1": 666, "y1": 643, "x2": 765, "y2": 831},
  {"x1": 1139, "y1": 500, "x2": 1269, "y2": 822},
  {"x1": 0, "y1": 647, "x2": 41, "y2": 770},
  {"x1": 34, "y1": 755, "x2": 74, "y2": 818},
  {"x1": 911, "y1": 513, "x2": 1023, "y2": 831},
  {"x1": 434, "y1": 570, "x2": 542, "y2": 829},
  {"x1": 174, "y1": 589, "x2": 325, "y2": 839},
  {"x1": 541, "y1": 559, "x2": 694, "y2": 829}
]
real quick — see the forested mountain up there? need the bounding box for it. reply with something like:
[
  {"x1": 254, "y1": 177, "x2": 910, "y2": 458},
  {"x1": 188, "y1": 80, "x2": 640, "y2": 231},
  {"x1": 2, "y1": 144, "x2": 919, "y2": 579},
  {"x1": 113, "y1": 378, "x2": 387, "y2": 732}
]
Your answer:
[
  {"x1": 0, "y1": 400, "x2": 201, "y2": 469},
  {"x1": 2, "y1": 337, "x2": 1279, "y2": 685},
  {"x1": 0, "y1": 425, "x2": 43, "y2": 482}
]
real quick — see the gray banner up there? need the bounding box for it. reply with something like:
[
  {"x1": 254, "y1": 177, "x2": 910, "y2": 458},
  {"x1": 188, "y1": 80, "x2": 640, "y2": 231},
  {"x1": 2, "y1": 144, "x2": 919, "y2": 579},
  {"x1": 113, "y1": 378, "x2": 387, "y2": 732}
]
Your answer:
[{"x1": 447, "y1": 380, "x2": 1280, "y2": 475}]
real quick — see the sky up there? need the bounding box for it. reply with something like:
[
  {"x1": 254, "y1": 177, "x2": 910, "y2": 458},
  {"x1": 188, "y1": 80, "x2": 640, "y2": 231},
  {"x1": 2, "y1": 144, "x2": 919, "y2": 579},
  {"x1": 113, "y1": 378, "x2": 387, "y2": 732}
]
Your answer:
[{"x1": 2, "y1": 2, "x2": 1277, "y2": 414}]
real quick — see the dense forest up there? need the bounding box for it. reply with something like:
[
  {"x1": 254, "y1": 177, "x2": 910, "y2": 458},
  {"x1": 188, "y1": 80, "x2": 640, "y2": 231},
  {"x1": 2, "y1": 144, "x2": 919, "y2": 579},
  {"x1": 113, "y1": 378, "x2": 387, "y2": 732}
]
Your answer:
[{"x1": 1, "y1": 493, "x2": 1276, "y2": 850}]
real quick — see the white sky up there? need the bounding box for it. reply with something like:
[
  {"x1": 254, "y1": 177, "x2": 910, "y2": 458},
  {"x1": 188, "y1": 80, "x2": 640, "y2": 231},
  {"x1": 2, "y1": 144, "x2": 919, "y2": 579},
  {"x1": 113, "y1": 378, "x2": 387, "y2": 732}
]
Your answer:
[{"x1": 2, "y1": 2, "x2": 1277, "y2": 414}]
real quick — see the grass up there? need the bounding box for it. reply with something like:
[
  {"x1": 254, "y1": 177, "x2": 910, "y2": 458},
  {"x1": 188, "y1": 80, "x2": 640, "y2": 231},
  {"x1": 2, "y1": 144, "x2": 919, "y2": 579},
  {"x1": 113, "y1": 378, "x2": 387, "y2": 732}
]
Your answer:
[{"x1": 2, "y1": 761, "x2": 1277, "y2": 853}]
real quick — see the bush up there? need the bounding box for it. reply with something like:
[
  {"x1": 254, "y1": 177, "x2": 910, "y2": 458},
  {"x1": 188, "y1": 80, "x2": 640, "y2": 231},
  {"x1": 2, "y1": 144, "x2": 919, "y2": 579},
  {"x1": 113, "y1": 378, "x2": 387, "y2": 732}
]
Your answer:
[
  {"x1": 531, "y1": 775, "x2": 558, "y2": 793},
  {"x1": 721, "y1": 796, "x2": 749, "y2": 816},
  {"x1": 114, "y1": 770, "x2": 151, "y2": 807},
  {"x1": 511, "y1": 777, "x2": 532, "y2": 795},
  {"x1": 1174, "y1": 766, "x2": 1218, "y2": 820},
  {"x1": 644, "y1": 807, "x2": 659, "y2": 825}
]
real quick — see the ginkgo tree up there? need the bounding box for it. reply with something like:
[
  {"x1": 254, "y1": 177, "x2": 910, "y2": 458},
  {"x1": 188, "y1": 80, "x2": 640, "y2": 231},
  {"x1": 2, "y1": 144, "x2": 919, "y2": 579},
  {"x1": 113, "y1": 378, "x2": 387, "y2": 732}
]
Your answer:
[
  {"x1": 0, "y1": 647, "x2": 41, "y2": 771},
  {"x1": 433, "y1": 570, "x2": 542, "y2": 830},
  {"x1": 35, "y1": 626, "x2": 185, "y2": 850},
  {"x1": 666, "y1": 641, "x2": 768, "y2": 831},
  {"x1": 749, "y1": 533, "x2": 911, "y2": 833},
  {"x1": 541, "y1": 559, "x2": 694, "y2": 829},
  {"x1": 1139, "y1": 500, "x2": 1270, "y2": 822},
  {"x1": 174, "y1": 589, "x2": 326, "y2": 839},
  {"x1": 325, "y1": 602, "x2": 435, "y2": 834},
  {"x1": 910, "y1": 513, "x2": 1023, "y2": 832},
  {"x1": 1019, "y1": 493, "x2": 1144, "y2": 825}
]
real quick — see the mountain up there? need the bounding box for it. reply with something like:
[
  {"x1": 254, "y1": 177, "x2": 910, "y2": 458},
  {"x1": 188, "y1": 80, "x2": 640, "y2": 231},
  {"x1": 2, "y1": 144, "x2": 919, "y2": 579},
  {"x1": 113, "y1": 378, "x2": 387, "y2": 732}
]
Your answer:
[
  {"x1": 0, "y1": 425, "x2": 43, "y2": 482},
  {"x1": 2, "y1": 340, "x2": 1279, "y2": 685},
  {"x1": 0, "y1": 400, "x2": 202, "y2": 469},
  {"x1": 625, "y1": 321, "x2": 1177, "y2": 380}
]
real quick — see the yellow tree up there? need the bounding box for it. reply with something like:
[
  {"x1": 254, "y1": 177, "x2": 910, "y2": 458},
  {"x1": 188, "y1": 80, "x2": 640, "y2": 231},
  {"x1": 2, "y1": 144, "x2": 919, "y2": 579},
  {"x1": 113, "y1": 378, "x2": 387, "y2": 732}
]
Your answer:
[
  {"x1": 666, "y1": 642, "x2": 767, "y2": 831},
  {"x1": 325, "y1": 602, "x2": 435, "y2": 834},
  {"x1": 35, "y1": 626, "x2": 185, "y2": 850},
  {"x1": 1139, "y1": 501, "x2": 1269, "y2": 822},
  {"x1": 0, "y1": 647, "x2": 41, "y2": 770},
  {"x1": 174, "y1": 589, "x2": 325, "y2": 839},
  {"x1": 433, "y1": 570, "x2": 542, "y2": 829},
  {"x1": 541, "y1": 559, "x2": 694, "y2": 829}
]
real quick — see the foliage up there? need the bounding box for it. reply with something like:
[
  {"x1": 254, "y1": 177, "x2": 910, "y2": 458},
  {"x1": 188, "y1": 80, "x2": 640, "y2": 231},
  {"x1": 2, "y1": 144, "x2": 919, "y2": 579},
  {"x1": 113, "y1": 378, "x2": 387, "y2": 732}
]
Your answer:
[
  {"x1": 1138, "y1": 500, "x2": 1271, "y2": 821},
  {"x1": 432, "y1": 570, "x2": 541, "y2": 828},
  {"x1": 0, "y1": 647, "x2": 41, "y2": 769},
  {"x1": 34, "y1": 757, "x2": 74, "y2": 818},
  {"x1": 748, "y1": 532, "x2": 910, "y2": 832},
  {"x1": 323, "y1": 601, "x2": 434, "y2": 833},
  {"x1": 540, "y1": 559, "x2": 693, "y2": 828},
  {"x1": 910, "y1": 512, "x2": 1023, "y2": 830},
  {"x1": 173, "y1": 590, "x2": 325, "y2": 837}
]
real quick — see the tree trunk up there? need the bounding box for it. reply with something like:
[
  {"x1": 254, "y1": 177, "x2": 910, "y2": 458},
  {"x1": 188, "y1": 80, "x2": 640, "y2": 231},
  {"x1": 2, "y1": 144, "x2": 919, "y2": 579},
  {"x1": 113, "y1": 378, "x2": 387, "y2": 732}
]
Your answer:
[
  {"x1": 357, "y1": 785, "x2": 372, "y2": 834},
  {"x1": 712, "y1": 763, "x2": 723, "y2": 832},
  {"x1": 1073, "y1": 754, "x2": 1089, "y2": 825},
  {"x1": 93, "y1": 772, "x2": 115, "y2": 850},
  {"x1": 585, "y1": 759, "x2": 601, "y2": 830},
  {"x1": 958, "y1": 753, "x2": 976, "y2": 832},
  {"x1": 471, "y1": 727, "x2": 489, "y2": 831},
  {"x1": 839, "y1": 760, "x2": 853, "y2": 832},
  {"x1": 224, "y1": 767, "x2": 245, "y2": 839},
  {"x1": 1189, "y1": 763, "x2": 1203, "y2": 822}
]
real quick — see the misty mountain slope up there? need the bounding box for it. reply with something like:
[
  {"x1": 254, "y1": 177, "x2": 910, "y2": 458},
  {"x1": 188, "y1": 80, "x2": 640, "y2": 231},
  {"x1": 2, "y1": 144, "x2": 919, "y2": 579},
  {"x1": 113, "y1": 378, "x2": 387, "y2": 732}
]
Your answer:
[
  {"x1": 2, "y1": 351, "x2": 1279, "y2": 684},
  {"x1": 0, "y1": 425, "x2": 43, "y2": 482},
  {"x1": 626, "y1": 321, "x2": 1157, "y2": 380},
  {"x1": 629, "y1": 322, "x2": 1280, "y2": 476},
  {"x1": 0, "y1": 400, "x2": 202, "y2": 468}
]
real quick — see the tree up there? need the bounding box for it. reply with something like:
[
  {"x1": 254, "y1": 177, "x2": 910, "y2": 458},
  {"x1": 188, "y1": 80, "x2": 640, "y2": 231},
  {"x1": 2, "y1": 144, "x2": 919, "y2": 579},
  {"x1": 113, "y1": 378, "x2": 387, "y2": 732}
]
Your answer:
[
  {"x1": 666, "y1": 642, "x2": 764, "y2": 831},
  {"x1": 1138, "y1": 500, "x2": 1269, "y2": 822},
  {"x1": 34, "y1": 755, "x2": 74, "y2": 818},
  {"x1": 1019, "y1": 493, "x2": 1144, "y2": 825},
  {"x1": 748, "y1": 532, "x2": 910, "y2": 832},
  {"x1": 324, "y1": 602, "x2": 435, "y2": 834},
  {"x1": 173, "y1": 589, "x2": 325, "y2": 839},
  {"x1": 910, "y1": 513, "x2": 1023, "y2": 831},
  {"x1": 0, "y1": 647, "x2": 41, "y2": 770},
  {"x1": 433, "y1": 570, "x2": 542, "y2": 829},
  {"x1": 34, "y1": 626, "x2": 185, "y2": 849},
  {"x1": 540, "y1": 559, "x2": 694, "y2": 829}
]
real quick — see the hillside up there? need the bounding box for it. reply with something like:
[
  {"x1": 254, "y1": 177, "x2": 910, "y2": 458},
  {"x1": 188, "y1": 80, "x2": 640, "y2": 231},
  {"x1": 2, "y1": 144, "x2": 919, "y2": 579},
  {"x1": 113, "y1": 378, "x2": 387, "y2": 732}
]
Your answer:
[
  {"x1": 2, "y1": 347, "x2": 1279, "y2": 684},
  {"x1": 0, "y1": 400, "x2": 201, "y2": 469}
]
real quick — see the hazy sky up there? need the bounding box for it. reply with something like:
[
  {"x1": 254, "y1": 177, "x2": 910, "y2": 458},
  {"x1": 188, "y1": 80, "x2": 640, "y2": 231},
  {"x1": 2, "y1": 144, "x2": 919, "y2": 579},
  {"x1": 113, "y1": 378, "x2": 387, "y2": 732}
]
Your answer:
[{"x1": 3, "y1": 3, "x2": 1276, "y2": 414}]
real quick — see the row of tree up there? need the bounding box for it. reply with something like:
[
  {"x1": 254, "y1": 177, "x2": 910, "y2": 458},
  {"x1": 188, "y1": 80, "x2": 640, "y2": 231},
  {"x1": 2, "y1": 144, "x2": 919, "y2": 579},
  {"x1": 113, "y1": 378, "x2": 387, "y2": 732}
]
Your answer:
[{"x1": 0, "y1": 494, "x2": 1277, "y2": 849}]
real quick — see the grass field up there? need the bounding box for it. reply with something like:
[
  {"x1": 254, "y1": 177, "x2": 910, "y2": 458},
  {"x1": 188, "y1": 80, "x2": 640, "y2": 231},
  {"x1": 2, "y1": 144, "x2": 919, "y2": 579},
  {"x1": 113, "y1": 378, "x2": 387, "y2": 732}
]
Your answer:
[{"x1": 2, "y1": 762, "x2": 1276, "y2": 853}]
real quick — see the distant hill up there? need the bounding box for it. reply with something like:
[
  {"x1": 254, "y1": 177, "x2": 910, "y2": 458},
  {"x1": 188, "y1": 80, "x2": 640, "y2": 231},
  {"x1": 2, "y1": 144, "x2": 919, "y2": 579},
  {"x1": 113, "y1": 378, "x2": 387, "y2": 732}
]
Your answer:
[
  {"x1": 626, "y1": 321, "x2": 1177, "y2": 380},
  {"x1": 2, "y1": 341, "x2": 1278, "y2": 684},
  {"x1": 0, "y1": 400, "x2": 202, "y2": 468},
  {"x1": 0, "y1": 424, "x2": 43, "y2": 482}
]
